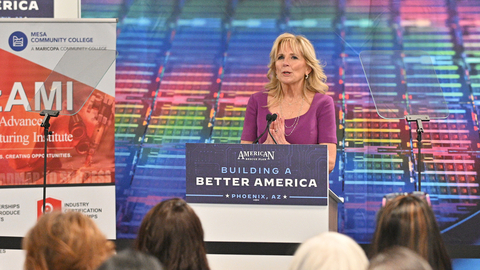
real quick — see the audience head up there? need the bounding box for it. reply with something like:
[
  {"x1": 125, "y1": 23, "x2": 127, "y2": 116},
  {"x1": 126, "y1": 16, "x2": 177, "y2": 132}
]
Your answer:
[
  {"x1": 368, "y1": 246, "x2": 432, "y2": 270},
  {"x1": 267, "y1": 33, "x2": 329, "y2": 96},
  {"x1": 289, "y1": 231, "x2": 368, "y2": 270},
  {"x1": 370, "y1": 192, "x2": 451, "y2": 270},
  {"x1": 97, "y1": 249, "x2": 164, "y2": 270},
  {"x1": 23, "y1": 211, "x2": 115, "y2": 270},
  {"x1": 135, "y1": 198, "x2": 210, "y2": 270}
]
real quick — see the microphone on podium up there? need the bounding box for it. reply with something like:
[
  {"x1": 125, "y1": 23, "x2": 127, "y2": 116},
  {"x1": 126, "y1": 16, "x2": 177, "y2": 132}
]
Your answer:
[{"x1": 253, "y1": 113, "x2": 278, "y2": 144}]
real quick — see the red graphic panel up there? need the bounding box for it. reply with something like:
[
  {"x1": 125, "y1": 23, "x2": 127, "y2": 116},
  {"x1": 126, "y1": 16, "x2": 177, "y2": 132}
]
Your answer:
[
  {"x1": 0, "y1": 49, "x2": 115, "y2": 185},
  {"x1": 37, "y1": 197, "x2": 62, "y2": 218}
]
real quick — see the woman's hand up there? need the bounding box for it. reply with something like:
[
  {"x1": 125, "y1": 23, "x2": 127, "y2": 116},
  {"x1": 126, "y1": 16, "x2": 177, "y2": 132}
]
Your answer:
[{"x1": 264, "y1": 113, "x2": 289, "y2": 144}]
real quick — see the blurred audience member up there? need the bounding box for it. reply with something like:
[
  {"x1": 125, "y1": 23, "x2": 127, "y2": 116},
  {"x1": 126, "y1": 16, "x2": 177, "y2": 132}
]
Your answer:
[
  {"x1": 368, "y1": 246, "x2": 432, "y2": 270},
  {"x1": 135, "y1": 198, "x2": 210, "y2": 270},
  {"x1": 370, "y1": 192, "x2": 452, "y2": 270},
  {"x1": 289, "y1": 231, "x2": 368, "y2": 270},
  {"x1": 97, "y1": 249, "x2": 164, "y2": 270},
  {"x1": 23, "y1": 211, "x2": 115, "y2": 270}
]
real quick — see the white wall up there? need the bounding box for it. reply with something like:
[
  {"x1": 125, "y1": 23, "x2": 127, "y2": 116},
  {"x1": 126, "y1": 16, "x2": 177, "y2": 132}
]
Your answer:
[{"x1": 54, "y1": 0, "x2": 81, "y2": 18}]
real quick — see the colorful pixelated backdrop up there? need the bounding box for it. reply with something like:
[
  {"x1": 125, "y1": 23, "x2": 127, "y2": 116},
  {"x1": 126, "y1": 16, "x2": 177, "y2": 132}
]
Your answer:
[{"x1": 82, "y1": 0, "x2": 480, "y2": 247}]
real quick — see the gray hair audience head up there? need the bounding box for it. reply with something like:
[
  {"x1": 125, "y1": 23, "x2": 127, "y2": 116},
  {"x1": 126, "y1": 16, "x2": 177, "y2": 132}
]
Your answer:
[
  {"x1": 368, "y1": 246, "x2": 432, "y2": 270},
  {"x1": 289, "y1": 231, "x2": 368, "y2": 270},
  {"x1": 97, "y1": 249, "x2": 164, "y2": 270}
]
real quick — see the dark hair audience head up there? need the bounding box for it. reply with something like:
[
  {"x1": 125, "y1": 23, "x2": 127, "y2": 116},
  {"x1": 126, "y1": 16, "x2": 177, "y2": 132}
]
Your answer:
[
  {"x1": 97, "y1": 249, "x2": 164, "y2": 270},
  {"x1": 368, "y1": 246, "x2": 432, "y2": 270},
  {"x1": 135, "y1": 198, "x2": 210, "y2": 270},
  {"x1": 370, "y1": 193, "x2": 452, "y2": 270},
  {"x1": 23, "y1": 211, "x2": 115, "y2": 270}
]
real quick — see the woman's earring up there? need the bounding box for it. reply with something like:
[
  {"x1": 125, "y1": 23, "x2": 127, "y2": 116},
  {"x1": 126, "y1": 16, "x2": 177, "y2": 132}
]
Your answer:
[{"x1": 305, "y1": 74, "x2": 309, "y2": 80}]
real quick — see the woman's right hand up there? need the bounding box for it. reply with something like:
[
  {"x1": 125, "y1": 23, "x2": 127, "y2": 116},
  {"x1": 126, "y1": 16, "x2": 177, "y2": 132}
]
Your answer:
[{"x1": 264, "y1": 113, "x2": 288, "y2": 144}]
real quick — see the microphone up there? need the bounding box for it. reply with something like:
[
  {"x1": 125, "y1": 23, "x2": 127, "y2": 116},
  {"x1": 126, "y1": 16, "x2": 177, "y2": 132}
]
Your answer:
[
  {"x1": 266, "y1": 113, "x2": 278, "y2": 144},
  {"x1": 253, "y1": 113, "x2": 278, "y2": 144}
]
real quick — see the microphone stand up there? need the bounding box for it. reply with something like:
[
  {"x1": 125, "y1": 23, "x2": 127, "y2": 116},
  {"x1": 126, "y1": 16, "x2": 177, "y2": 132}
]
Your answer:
[
  {"x1": 253, "y1": 114, "x2": 277, "y2": 144},
  {"x1": 406, "y1": 115, "x2": 429, "y2": 192},
  {"x1": 39, "y1": 110, "x2": 60, "y2": 213}
]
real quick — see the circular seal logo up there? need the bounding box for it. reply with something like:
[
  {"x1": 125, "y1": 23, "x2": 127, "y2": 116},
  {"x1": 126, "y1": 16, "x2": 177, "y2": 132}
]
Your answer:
[{"x1": 9, "y1": 31, "x2": 28, "y2": 51}]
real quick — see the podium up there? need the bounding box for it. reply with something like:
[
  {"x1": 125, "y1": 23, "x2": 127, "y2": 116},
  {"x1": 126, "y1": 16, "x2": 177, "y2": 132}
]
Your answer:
[{"x1": 185, "y1": 143, "x2": 343, "y2": 270}]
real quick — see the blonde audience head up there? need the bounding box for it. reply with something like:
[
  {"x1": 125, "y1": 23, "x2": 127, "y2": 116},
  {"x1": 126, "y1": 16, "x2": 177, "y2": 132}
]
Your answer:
[
  {"x1": 23, "y1": 211, "x2": 115, "y2": 270},
  {"x1": 368, "y1": 246, "x2": 433, "y2": 270},
  {"x1": 289, "y1": 231, "x2": 368, "y2": 270}
]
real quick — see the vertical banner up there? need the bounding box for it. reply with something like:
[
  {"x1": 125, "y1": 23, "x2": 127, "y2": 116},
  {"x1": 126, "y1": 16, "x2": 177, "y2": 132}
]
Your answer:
[{"x1": 0, "y1": 19, "x2": 117, "y2": 243}]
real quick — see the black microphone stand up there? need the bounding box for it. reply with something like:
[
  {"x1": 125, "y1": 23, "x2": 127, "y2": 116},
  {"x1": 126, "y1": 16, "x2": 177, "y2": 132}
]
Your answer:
[
  {"x1": 253, "y1": 114, "x2": 277, "y2": 144},
  {"x1": 406, "y1": 115, "x2": 429, "y2": 192},
  {"x1": 39, "y1": 110, "x2": 60, "y2": 213}
]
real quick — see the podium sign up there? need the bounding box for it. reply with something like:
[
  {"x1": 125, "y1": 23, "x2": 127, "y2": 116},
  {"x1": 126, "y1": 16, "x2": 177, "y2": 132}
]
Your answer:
[{"x1": 186, "y1": 143, "x2": 328, "y2": 206}]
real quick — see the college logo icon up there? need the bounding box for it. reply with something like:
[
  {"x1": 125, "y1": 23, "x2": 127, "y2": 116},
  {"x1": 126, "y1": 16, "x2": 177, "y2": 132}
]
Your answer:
[
  {"x1": 9, "y1": 31, "x2": 28, "y2": 51},
  {"x1": 37, "y1": 197, "x2": 62, "y2": 218}
]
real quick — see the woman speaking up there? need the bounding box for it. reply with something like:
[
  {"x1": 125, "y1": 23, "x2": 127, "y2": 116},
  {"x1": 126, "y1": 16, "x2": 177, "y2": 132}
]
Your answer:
[{"x1": 241, "y1": 33, "x2": 337, "y2": 173}]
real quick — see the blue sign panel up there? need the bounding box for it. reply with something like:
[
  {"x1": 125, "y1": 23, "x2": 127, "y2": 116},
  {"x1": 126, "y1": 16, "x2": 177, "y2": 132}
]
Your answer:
[
  {"x1": 186, "y1": 143, "x2": 329, "y2": 206},
  {"x1": 0, "y1": 0, "x2": 54, "y2": 18}
]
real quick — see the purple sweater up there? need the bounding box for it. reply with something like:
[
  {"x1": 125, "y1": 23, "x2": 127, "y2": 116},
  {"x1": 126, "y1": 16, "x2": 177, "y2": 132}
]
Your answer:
[{"x1": 241, "y1": 91, "x2": 337, "y2": 144}]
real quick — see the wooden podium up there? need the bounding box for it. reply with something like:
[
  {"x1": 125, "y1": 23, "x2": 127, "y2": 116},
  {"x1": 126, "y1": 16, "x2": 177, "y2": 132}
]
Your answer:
[{"x1": 186, "y1": 143, "x2": 343, "y2": 270}]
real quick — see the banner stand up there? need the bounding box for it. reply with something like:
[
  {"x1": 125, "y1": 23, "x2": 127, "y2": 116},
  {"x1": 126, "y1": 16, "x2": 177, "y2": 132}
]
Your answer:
[{"x1": 0, "y1": 19, "x2": 117, "y2": 270}]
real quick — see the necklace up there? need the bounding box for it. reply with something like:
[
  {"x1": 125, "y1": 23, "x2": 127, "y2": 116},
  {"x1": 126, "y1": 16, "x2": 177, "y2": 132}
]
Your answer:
[
  {"x1": 279, "y1": 96, "x2": 304, "y2": 136},
  {"x1": 285, "y1": 97, "x2": 302, "y2": 106}
]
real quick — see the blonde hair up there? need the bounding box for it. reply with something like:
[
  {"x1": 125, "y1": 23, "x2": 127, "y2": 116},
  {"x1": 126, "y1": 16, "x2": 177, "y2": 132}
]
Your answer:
[
  {"x1": 23, "y1": 211, "x2": 115, "y2": 270},
  {"x1": 368, "y1": 246, "x2": 433, "y2": 270},
  {"x1": 289, "y1": 232, "x2": 368, "y2": 270},
  {"x1": 266, "y1": 33, "x2": 329, "y2": 107}
]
